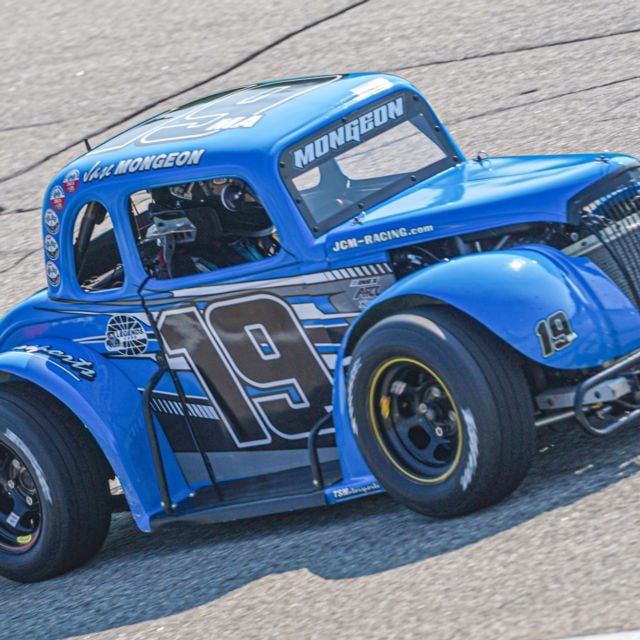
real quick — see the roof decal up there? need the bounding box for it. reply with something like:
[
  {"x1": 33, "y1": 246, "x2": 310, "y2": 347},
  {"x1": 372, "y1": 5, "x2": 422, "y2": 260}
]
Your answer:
[{"x1": 89, "y1": 76, "x2": 341, "y2": 156}]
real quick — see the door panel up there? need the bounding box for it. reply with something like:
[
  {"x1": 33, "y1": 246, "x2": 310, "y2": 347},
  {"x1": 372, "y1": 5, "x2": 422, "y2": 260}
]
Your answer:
[{"x1": 152, "y1": 262, "x2": 396, "y2": 482}]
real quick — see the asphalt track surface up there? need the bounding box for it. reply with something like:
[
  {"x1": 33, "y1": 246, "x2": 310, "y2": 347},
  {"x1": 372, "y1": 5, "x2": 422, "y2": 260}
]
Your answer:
[{"x1": 1, "y1": 1, "x2": 640, "y2": 638}]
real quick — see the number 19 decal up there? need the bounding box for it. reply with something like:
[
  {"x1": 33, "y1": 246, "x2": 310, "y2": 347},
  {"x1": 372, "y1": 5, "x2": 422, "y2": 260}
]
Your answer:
[
  {"x1": 535, "y1": 310, "x2": 577, "y2": 358},
  {"x1": 157, "y1": 294, "x2": 334, "y2": 447}
]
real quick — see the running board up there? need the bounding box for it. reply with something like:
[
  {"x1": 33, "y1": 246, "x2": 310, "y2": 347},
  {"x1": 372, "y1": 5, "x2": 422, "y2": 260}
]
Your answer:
[{"x1": 151, "y1": 489, "x2": 327, "y2": 528}]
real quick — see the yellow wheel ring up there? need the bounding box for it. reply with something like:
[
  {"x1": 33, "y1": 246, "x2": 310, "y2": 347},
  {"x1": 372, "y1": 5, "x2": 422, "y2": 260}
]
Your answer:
[{"x1": 368, "y1": 357, "x2": 464, "y2": 484}]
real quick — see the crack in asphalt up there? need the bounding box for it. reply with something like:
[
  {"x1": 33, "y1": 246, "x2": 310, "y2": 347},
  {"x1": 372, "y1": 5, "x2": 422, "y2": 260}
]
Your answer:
[
  {"x1": 0, "y1": 247, "x2": 40, "y2": 274},
  {"x1": 0, "y1": 14, "x2": 638, "y2": 281},
  {"x1": 0, "y1": 206, "x2": 40, "y2": 216},
  {"x1": 390, "y1": 26, "x2": 640, "y2": 72},
  {"x1": 449, "y1": 74, "x2": 640, "y2": 125},
  {"x1": 0, "y1": 0, "x2": 370, "y2": 186},
  {"x1": 0, "y1": 119, "x2": 65, "y2": 134}
]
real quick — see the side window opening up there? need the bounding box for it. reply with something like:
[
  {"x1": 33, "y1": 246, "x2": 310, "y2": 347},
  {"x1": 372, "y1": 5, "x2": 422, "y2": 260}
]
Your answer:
[
  {"x1": 129, "y1": 178, "x2": 281, "y2": 280},
  {"x1": 73, "y1": 202, "x2": 125, "y2": 292}
]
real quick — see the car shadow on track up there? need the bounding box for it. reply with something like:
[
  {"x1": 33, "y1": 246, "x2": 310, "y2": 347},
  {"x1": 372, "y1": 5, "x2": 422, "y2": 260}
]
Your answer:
[{"x1": 2, "y1": 422, "x2": 640, "y2": 639}]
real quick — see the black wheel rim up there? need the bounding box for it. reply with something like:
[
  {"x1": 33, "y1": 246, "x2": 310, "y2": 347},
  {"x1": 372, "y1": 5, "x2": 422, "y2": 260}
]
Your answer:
[
  {"x1": 369, "y1": 358, "x2": 463, "y2": 483},
  {"x1": 0, "y1": 442, "x2": 42, "y2": 553}
]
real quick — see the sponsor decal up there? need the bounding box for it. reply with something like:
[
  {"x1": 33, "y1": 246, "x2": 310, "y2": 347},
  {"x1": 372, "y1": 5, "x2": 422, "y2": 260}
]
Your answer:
[
  {"x1": 460, "y1": 408, "x2": 479, "y2": 491},
  {"x1": 347, "y1": 357, "x2": 362, "y2": 435},
  {"x1": 14, "y1": 345, "x2": 96, "y2": 381},
  {"x1": 332, "y1": 481, "x2": 382, "y2": 501},
  {"x1": 350, "y1": 276, "x2": 379, "y2": 287},
  {"x1": 332, "y1": 224, "x2": 435, "y2": 252},
  {"x1": 62, "y1": 169, "x2": 80, "y2": 194},
  {"x1": 6, "y1": 512, "x2": 19, "y2": 528},
  {"x1": 351, "y1": 277, "x2": 382, "y2": 309},
  {"x1": 390, "y1": 381, "x2": 407, "y2": 396},
  {"x1": 44, "y1": 235, "x2": 59, "y2": 260},
  {"x1": 44, "y1": 209, "x2": 60, "y2": 234},
  {"x1": 535, "y1": 310, "x2": 577, "y2": 358},
  {"x1": 49, "y1": 185, "x2": 65, "y2": 211},
  {"x1": 105, "y1": 315, "x2": 149, "y2": 356},
  {"x1": 46, "y1": 261, "x2": 60, "y2": 287},
  {"x1": 83, "y1": 148, "x2": 205, "y2": 183},
  {"x1": 293, "y1": 96, "x2": 404, "y2": 170}
]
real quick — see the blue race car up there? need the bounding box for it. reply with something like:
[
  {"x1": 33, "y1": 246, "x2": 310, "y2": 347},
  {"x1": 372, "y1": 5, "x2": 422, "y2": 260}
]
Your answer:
[{"x1": 0, "y1": 73, "x2": 639, "y2": 582}]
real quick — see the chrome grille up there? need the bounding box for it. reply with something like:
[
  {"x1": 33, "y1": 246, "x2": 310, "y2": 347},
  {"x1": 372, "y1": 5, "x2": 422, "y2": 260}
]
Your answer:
[{"x1": 565, "y1": 181, "x2": 640, "y2": 307}]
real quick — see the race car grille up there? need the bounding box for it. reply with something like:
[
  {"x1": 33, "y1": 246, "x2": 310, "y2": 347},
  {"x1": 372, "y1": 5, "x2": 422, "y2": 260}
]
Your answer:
[{"x1": 564, "y1": 181, "x2": 640, "y2": 307}]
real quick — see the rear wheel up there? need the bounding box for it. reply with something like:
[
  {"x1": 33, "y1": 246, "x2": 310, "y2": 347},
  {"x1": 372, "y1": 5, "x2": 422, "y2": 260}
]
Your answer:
[
  {"x1": 349, "y1": 308, "x2": 535, "y2": 517},
  {"x1": 0, "y1": 385, "x2": 111, "y2": 582}
]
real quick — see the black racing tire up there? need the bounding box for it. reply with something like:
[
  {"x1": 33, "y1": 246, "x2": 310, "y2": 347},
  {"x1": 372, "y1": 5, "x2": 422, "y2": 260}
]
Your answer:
[
  {"x1": 349, "y1": 307, "x2": 535, "y2": 518},
  {"x1": 0, "y1": 384, "x2": 111, "y2": 582}
]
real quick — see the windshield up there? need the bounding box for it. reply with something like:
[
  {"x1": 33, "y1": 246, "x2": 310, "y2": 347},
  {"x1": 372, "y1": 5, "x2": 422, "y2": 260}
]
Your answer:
[{"x1": 280, "y1": 91, "x2": 456, "y2": 234}]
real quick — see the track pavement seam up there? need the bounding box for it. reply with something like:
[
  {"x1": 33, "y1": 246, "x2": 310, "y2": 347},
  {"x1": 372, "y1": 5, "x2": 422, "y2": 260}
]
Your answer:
[
  {"x1": 4, "y1": 11, "x2": 637, "y2": 188},
  {"x1": 391, "y1": 26, "x2": 640, "y2": 72},
  {"x1": 450, "y1": 74, "x2": 640, "y2": 124},
  {"x1": 3, "y1": 74, "x2": 639, "y2": 277},
  {"x1": 0, "y1": 248, "x2": 40, "y2": 275},
  {"x1": 0, "y1": 0, "x2": 371, "y2": 186}
]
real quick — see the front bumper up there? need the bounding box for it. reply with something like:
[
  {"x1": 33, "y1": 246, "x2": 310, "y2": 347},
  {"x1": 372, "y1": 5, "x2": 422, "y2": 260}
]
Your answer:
[{"x1": 574, "y1": 349, "x2": 640, "y2": 435}]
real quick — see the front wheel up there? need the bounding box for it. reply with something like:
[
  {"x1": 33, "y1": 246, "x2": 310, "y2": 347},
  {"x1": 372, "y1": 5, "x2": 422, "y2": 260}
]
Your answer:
[
  {"x1": 0, "y1": 385, "x2": 112, "y2": 582},
  {"x1": 349, "y1": 308, "x2": 535, "y2": 517}
]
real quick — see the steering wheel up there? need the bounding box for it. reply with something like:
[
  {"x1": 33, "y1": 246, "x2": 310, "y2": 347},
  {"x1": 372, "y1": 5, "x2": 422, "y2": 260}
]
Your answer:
[{"x1": 220, "y1": 183, "x2": 246, "y2": 212}]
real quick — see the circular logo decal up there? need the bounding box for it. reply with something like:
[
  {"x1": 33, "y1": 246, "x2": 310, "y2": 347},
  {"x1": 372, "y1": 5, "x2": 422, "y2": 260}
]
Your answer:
[
  {"x1": 44, "y1": 209, "x2": 60, "y2": 234},
  {"x1": 49, "y1": 185, "x2": 65, "y2": 211},
  {"x1": 44, "y1": 235, "x2": 59, "y2": 260},
  {"x1": 46, "y1": 261, "x2": 60, "y2": 287},
  {"x1": 63, "y1": 169, "x2": 80, "y2": 194},
  {"x1": 105, "y1": 315, "x2": 148, "y2": 356}
]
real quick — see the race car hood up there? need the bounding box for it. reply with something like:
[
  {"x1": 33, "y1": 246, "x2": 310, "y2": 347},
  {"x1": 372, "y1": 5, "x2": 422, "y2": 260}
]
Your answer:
[{"x1": 324, "y1": 152, "x2": 638, "y2": 257}]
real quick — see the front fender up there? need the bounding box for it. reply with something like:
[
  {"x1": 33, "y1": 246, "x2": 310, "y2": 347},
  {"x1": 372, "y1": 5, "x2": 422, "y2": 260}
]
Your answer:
[
  {"x1": 0, "y1": 339, "x2": 191, "y2": 531},
  {"x1": 330, "y1": 245, "x2": 640, "y2": 496},
  {"x1": 345, "y1": 246, "x2": 640, "y2": 369}
]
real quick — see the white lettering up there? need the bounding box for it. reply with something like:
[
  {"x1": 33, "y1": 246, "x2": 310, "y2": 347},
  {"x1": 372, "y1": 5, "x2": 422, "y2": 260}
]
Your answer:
[
  {"x1": 329, "y1": 128, "x2": 345, "y2": 148},
  {"x1": 292, "y1": 97, "x2": 405, "y2": 169},
  {"x1": 151, "y1": 153, "x2": 167, "y2": 169},
  {"x1": 294, "y1": 145, "x2": 316, "y2": 169},
  {"x1": 164, "y1": 152, "x2": 178, "y2": 168},
  {"x1": 314, "y1": 135, "x2": 330, "y2": 159},
  {"x1": 140, "y1": 155, "x2": 155, "y2": 171},
  {"x1": 128, "y1": 157, "x2": 143, "y2": 172},
  {"x1": 387, "y1": 96, "x2": 404, "y2": 120},
  {"x1": 187, "y1": 148, "x2": 205, "y2": 165},
  {"x1": 372, "y1": 106, "x2": 388, "y2": 127},
  {"x1": 344, "y1": 120, "x2": 361, "y2": 143},
  {"x1": 115, "y1": 159, "x2": 132, "y2": 175},
  {"x1": 175, "y1": 151, "x2": 191, "y2": 166},
  {"x1": 359, "y1": 112, "x2": 374, "y2": 134},
  {"x1": 239, "y1": 114, "x2": 262, "y2": 128}
]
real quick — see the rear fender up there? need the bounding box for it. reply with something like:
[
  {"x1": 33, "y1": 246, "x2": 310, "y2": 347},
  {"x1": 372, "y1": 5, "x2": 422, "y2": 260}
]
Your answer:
[{"x1": 0, "y1": 339, "x2": 191, "y2": 531}]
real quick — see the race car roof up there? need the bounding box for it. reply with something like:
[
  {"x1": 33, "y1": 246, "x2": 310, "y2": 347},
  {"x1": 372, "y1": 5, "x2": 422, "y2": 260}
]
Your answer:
[{"x1": 63, "y1": 73, "x2": 416, "y2": 181}]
